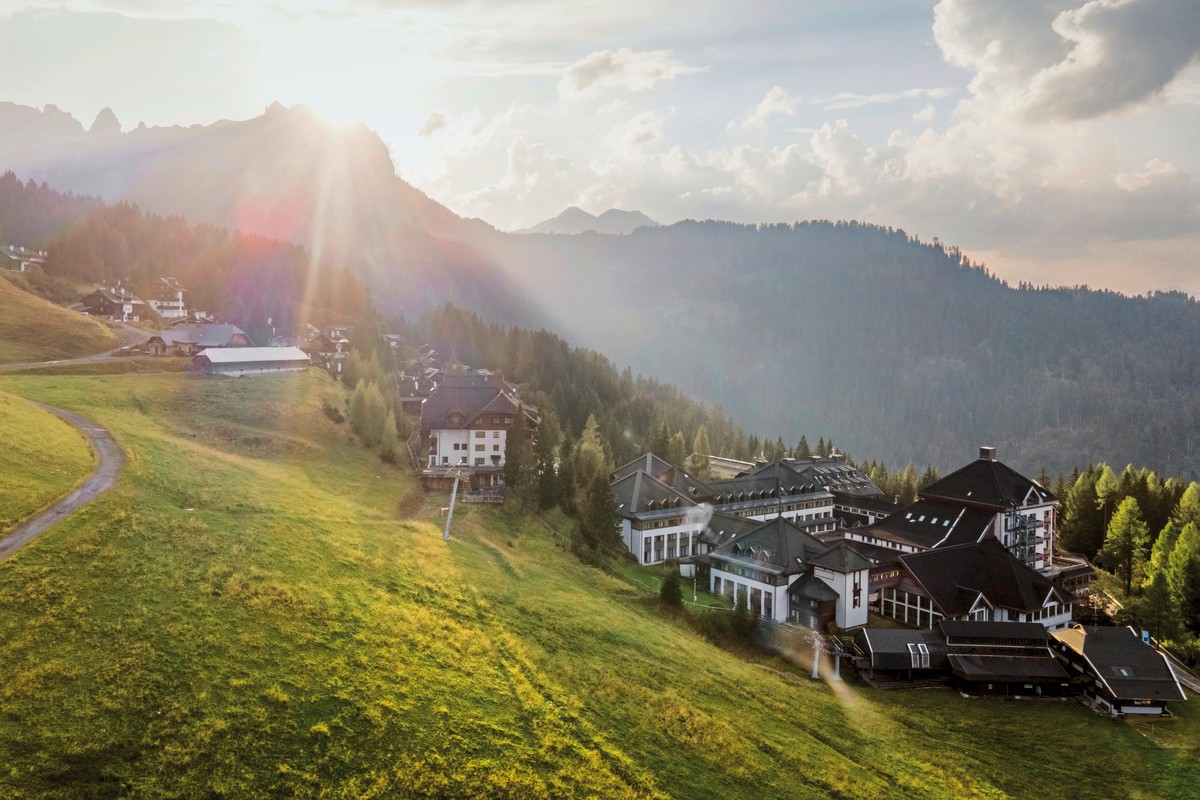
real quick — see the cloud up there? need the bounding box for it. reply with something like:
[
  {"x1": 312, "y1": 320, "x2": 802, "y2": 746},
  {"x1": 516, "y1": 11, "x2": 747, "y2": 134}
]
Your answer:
[
  {"x1": 729, "y1": 86, "x2": 799, "y2": 130},
  {"x1": 557, "y1": 47, "x2": 704, "y2": 99},
  {"x1": 913, "y1": 103, "x2": 935, "y2": 121},
  {"x1": 933, "y1": 0, "x2": 1200, "y2": 121},
  {"x1": 814, "y1": 87, "x2": 953, "y2": 110},
  {"x1": 418, "y1": 111, "x2": 447, "y2": 137}
]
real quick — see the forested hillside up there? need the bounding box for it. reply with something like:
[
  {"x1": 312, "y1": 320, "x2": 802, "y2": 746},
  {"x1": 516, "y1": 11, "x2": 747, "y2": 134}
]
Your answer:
[
  {"x1": 3, "y1": 102, "x2": 1199, "y2": 477},
  {"x1": 0, "y1": 171, "x2": 370, "y2": 341},
  {"x1": 492, "y1": 220, "x2": 1200, "y2": 478}
]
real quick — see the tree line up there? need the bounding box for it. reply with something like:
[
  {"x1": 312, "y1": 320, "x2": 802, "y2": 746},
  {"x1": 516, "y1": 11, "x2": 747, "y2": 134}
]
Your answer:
[{"x1": 1057, "y1": 463, "x2": 1200, "y2": 660}]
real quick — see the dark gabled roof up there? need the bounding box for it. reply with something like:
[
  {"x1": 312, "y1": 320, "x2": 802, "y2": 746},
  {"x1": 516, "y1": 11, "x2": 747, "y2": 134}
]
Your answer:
[
  {"x1": 150, "y1": 323, "x2": 249, "y2": 348},
  {"x1": 420, "y1": 372, "x2": 524, "y2": 431},
  {"x1": 808, "y1": 540, "x2": 873, "y2": 573},
  {"x1": 789, "y1": 458, "x2": 883, "y2": 497},
  {"x1": 832, "y1": 491, "x2": 900, "y2": 513},
  {"x1": 899, "y1": 538, "x2": 1067, "y2": 617},
  {"x1": 1052, "y1": 626, "x2": 1187, "y2": 703},
  {"x1": 861, "y1": 499, "x2": 995, "y2": 550},
  {"x1": 698, "y1": 510, "x2": 760, "y2": 548},
  {"x1": 853, "y1": 627, "x2": 949, "y2": 671},
  {"x1": 940, "y1": 620, "x2": 1050, "y2": 645},
  {"x1": 611, "y1": 470, "x2": 697, "y2": 518},
  {"x1": 612, "y1": 453, "x2": 716, "y2": 500},
  {"x1": 921, "y1": 457, "x2": 1057, "y2": 510},
  {"x1": 709, "y1": 516, "x2": 829, "y2": 576},
  {"x1": 789, "y1": 573, "x2": 840, "y2": 602},
  {"x1": 85, "y1": 286, "x2": 145, "y2": 306},
  {"x1": 947, "y1": 653, "x2": 1068, "y2": 683}
]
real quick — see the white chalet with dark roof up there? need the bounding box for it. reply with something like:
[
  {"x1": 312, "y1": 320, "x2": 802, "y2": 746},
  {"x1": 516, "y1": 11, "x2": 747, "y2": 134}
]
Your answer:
[{"x1": 420, "y1": 372, "x2": 538, "y2": 488}]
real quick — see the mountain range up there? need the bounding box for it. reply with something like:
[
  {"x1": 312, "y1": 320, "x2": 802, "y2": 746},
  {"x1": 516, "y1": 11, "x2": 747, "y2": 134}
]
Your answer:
[
  {"x1": 513, "y1": 207, "x2": 660, "y2": 236},
  {"x1": 3, "y1": 100, "x2": 1199, "y2": 478}
]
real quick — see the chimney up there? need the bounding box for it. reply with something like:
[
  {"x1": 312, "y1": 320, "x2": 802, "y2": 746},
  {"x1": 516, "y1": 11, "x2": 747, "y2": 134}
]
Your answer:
[{"x1": 979, "y1": 446, "x2": 997, "y2": 462}]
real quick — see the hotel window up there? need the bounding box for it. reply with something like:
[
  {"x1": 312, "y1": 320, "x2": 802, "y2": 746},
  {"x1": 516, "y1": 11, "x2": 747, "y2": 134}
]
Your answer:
[
  {"x1": 493, "y1": 445, "x2": 500, "y2": 451},
  {"x1": 475, "y1": 444, "x2": 485, "y2": 451},
  {"x1": 493, "y1": 431, "x2": 501, "y2": 438},
  {"x1": 475, "y1": 431, "x2": 486, "y2": 438}
]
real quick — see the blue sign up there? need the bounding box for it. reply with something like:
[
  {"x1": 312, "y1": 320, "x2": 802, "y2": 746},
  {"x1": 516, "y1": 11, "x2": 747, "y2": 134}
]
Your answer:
[{"x1": 1142, "y1": 630, "x2": 1151, "y2": 645}]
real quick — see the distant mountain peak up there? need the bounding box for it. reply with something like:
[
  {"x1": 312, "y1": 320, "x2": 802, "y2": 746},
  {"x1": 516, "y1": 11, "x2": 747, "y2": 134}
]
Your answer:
[
  {"x1": 515, "y1": 206, "x2": 660, "y2": 236},
  {"x1": 89, "y1": 107, "x2": 121, "y2": 136}
]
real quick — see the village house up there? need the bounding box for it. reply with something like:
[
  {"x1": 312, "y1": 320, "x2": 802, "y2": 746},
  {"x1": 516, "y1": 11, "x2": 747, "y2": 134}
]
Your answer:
[
  {"x1": 1, "y1": 245, "x2": 47, "y2": 272},
  {"x1": 146, "y1": 323, "x2": 252, "y2": 356},
  {"x1": 143, "y1": 277, "x2": 188, "y2": 319},
  {"x1": 189, "y1": 346, "x2": 310, "y2": 377},
  {"x1": 419, "y1": 371, "x2": 538, "y2": 489},
  {"x1": 82, "y1": 284, "x2": 147, "y2": 322},
  {"x1": 1051, "y1": 625, "x2": 1188, "y2": 715}
]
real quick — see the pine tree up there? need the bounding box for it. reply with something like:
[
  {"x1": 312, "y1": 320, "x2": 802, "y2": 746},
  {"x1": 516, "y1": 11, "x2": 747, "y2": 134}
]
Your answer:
[
  {"x1": 1167, "y1": 522, "x2": 1200, "y2": 634},
  {"x1": 578, "y1": 467, "x2": 620, "y2": 555},
  {"x1": 667, "y1": 431, "x2": 686, "y2": 470},
  {"x1": 648, "y1": 419, "x2": 671, "y2": 461},
  {"x1": 1141, "y1": 570, "x2": 1181, "y2": 641},
  {"x1": 379, "y1": 410, "x2": 401, "y2": 465},
  {"x1": 1095, "y1": 463, "x2": 1120, "y2": 528},
  {"x1": 795, "y1": 435, "x2": 811, "y2": 460},
  {"x1": 1146, "y1": 522, "x2": 1179, "y2": 587},
  {"x1": 919, "y1": 464, "x2": 940, "y2": 490},
  {"x1": 687, "y1": 425, "x2": 712, "y2": 479},
  {"x1": 816, "y1": 437, "x2": 828, "y2": 457},
  {"x1": 1172, "y1": 482, "x2": 1200, "y2": 528},
  {"x1": 660, "y1": 572, "x2": 683, "y2": 607},
  {"x1": 1059, "y1": 466, "x2": 1105, "y2": 558},
  {"x1": 1098, "y1": 496, "x2": 1150, "y2": 596}
]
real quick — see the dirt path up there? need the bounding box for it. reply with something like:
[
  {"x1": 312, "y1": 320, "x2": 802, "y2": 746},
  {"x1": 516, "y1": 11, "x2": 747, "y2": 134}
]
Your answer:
[
  {"x1": 0, "y1": 322, "x2": 151, "y2": 374},
  {"x1": 0, "y1": 402, "x2": 125, "y2": 560}
]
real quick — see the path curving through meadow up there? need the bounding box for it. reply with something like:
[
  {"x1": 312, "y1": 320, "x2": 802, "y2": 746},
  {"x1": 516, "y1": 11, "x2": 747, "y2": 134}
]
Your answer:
[{"x1": 0, "y1": 402, "x2": 124, "y2": 560}]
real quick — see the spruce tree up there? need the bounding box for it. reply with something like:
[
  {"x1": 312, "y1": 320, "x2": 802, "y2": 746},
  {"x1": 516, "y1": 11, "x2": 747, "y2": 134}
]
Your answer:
[
  {"x1": 667, "y1": 431, "x2": 686, "y2": 470},
  {"x1": 795, "y1": 435, "x2": 811, "y2": 459},
  {"x1": 687, "y1": 425, "x2": 712, "y2": 479},
  {"x1": 660, "y1": 572, "x2": 683, "y2": 607}
]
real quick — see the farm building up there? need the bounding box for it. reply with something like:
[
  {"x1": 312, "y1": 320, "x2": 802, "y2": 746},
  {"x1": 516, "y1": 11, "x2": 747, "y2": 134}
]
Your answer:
[{"x1": 190, "y1": 346, "x2": 310, "y2": 377}]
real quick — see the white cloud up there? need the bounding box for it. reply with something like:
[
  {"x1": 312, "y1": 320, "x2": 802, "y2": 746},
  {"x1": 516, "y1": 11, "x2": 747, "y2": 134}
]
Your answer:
[
  {"x1": 557, "y1": 47, "x2": 704, "y2": 99},
  {"x1": 913, "y1": 103, "x2": 935, "y2": 121},
  {"x1": 729, "y1": 86, "x2": 799, "y2": 130},
  {"x1": 814, "y1": 87, "x2": 953, "y2": 110},
  {"x1": 933, "y1": 0, "x2": 1200, "y2": 121}
]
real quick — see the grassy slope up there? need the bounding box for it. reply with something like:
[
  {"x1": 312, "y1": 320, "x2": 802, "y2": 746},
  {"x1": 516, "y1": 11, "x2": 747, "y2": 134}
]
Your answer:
[
  {"x1": 0, "y1": 277, "x2": 116, "y2": 364},
  {"x1": 0, "y1": 370, "x2": 1194, "y2": 799},
  {"x1": 0, "y1": 391, "x2": 95, "y2": 534}
]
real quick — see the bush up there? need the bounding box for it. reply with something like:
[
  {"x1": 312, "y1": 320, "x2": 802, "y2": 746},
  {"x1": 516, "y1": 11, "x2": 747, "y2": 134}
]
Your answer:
[{"x1": 660, "y1": 572, "x2": 683, "y2": 608}]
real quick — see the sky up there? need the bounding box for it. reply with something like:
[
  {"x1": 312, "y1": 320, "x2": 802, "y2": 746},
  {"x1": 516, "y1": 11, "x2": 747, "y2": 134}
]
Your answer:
[{"x1": 0, "y1": 0, "x2": 1198, "y2": 296}]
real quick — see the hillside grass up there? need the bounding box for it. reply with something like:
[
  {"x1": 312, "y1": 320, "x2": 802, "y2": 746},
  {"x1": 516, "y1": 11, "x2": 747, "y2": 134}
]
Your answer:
[
  {"x1": 0, "y1": 276, "x2": 117, "y2": 364},
  {"x1": 0, "y1": 392, "x2": 95, "y2": 534},
  {"x1": 0, "y1": 369, "x2": 1195, "y2": 799}
]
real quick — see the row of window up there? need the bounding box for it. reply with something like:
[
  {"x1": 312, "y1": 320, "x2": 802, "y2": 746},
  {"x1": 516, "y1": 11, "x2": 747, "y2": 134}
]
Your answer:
[
  {"x1": 474, "y1": 430, "x2": 505, "y2": 438},
  {"x1": 642, "y1": 531, "x2": 697, "y2": 562}
]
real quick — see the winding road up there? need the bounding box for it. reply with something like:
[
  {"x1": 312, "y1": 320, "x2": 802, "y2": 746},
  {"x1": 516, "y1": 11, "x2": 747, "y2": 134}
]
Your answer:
[
  {"x1": 0, "y1": 402, "x2": 124, "y2": 560},
  {"x1": 0, "y1": 327, "x2": 137, "y2": 558}
]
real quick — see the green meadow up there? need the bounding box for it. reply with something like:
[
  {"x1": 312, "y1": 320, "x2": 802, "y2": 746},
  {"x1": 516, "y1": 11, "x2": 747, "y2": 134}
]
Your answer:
[
  {"x1": 0, "y1": 278, "x2": 116, "y2": 364},
  {"x1": 0, "y1": 391, "x2": 95, "y2": 534},
  {"x1": 0, "y1": 370, "x2": 1195, "y2": 799}
]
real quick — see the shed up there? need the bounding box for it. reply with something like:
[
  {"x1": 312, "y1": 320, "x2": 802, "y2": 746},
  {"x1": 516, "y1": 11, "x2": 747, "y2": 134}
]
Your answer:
[{"x1": 190, "y1": 346, "x2": 310, "y2": 377}]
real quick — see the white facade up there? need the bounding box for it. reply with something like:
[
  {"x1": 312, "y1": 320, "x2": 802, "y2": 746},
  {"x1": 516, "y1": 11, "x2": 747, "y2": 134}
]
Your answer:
[
  {"x1": 710, "y1": 562, "x2": 793, "y2": 623},
  {"x1": 428, "y1": 427, "x2": 508, "y2": 468},
  {"x1": 148, "y1": 293, "x2": 187, "y2": 319},
  {"x1": 622, "y1": 517, "x2": 705, "y2": 565},
  {"x1": 717, "y1": 496, "x2": 837, "y2": 533},
  {"x1": 813, "y1": 565, "x2": 870, "y2": 628}
]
